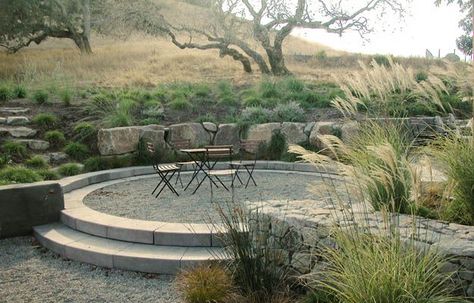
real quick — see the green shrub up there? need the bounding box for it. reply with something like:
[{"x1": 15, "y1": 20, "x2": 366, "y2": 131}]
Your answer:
[
  {"x1": 58, "y1": 163, "x2": 82, "y2": 177},
  {"x1": 0, "y1": 85, "x2": 12, "y2": 101},
  {"x1": 63, "y1": 142, "x2": 89, "y2": 161},
  {"x1": 196, "y1": 114, "x2": 217, "y2": 124},
  {"x1": 265, "y1": 131, "x2": 287, "y2": 160},
  {"x1": 284, "y1": 77, "x2": 305, "y2": 93},
  {"x1": 84, "y1": 155, "x2": 133, "y2": 172},
  {"x1": 12, "y1": 85, "x2": 27, "y2": 98},
  {"x1": 241, "y1": 106, "x2": 272, "y2": 124},
  {"x1": 0, "y1": 166, "x2": 42, "y2": 184},
  {"x1": 176, "y1": 264, "x2": 235, "y2": 303},
  {"x1": 415, "y1": 71, "x2": 429, "y2": 82},
  {"x1": 25, "y1": 156, "x2": 48, "y2": 169},
  {"x1": 35, "y1": 169, "x2": 60, "y2": 180},
  {"x1": 0, "y1": 154, "x2": 10, "y2": 168},
  {"x1": 272, "y1": 101, "x2": 305, "y2": 122},
  {"x1": 169, "y1": 95, "x2": 191, "y2": 110},
  {"x1": 44, "y1": 131, "x2": 65, "y2": 148},
  {"x1": 60, "y1": 89, "x2": 72, "y2": 106},
  {"x1": 32, "y1": 113, "x2": 58, "y2": 129},
  {"x1": 73, "y1": 122, "x2": 96, "y2": 143},
  {"x1": 259, "y1": 79, "x2": 281, "y2": 98},
  {"x1": 2, "y1": 141, "x2": 28, "y2": 161},
  {"x1": 33, "y1": 90, "x2": 49, "y2": 104},
  {"x1": 216, "y1": 80, "x2": 238, "y2": 106}
]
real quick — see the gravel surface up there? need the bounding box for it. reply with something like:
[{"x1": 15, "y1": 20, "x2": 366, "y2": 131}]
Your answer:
[
  {"x1": 83, "y1": 171, "x2": 328, "y2": 223},
  {"x1": 0, "y1": 237, "x2": 181, "y2": 303}
]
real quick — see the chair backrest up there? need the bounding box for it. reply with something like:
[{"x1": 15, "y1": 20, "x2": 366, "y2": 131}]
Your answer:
[
  {"x1": 146, "y1": 142, "x2": 160, "y2": 170},
  {"x1": 205, "y1": 145, "x2": 233, "y2": 159},
  {"x1": 170, "y1": 138, "x2": 192, "y2": 150}
]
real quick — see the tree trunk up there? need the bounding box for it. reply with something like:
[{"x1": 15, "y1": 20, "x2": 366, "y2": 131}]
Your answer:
[
  {"x1": 82, "y1": 0, "x2": 92, "y2": 54},
  {"x1": 73, "y1": 34, "x2": 92, "y2": 54},
  {"x1": 266, "y1": 49, "x2": 291, "y2": 76}
]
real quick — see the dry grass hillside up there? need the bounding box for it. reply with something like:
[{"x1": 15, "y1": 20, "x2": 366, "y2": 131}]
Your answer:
[{"x1": 0, "y1": 0, "x2": 444, "y2": 89}]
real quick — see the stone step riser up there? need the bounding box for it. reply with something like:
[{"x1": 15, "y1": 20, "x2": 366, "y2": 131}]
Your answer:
[
  {"x1": 33, "y1": 224, "x2": 226, "y2": 275},
  {"x1": 60, "y1": 210, "x2": 224, "y2": 247}
]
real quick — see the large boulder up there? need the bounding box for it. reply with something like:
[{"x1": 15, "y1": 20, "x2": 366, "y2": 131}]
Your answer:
[
  {"x1": 169, "y1": 123, "x2": 211, "y2": 147},
  {"x1": 245, "y1": 123, "x2": 281, "y2": 152},
  {"x1": 202, "y1": 122, "x2": 218, "y2": 133},
  {"x1": 137, "y1": 125, "x2": 166, "y2": 149},
  {"x1": 98, "y1": 127, "x2": 141, "y2": 156},
  {"x1": 309, "y1": 122, "x2": 340, "y2": 149},
  {"x1": 281, "y1": 122, "x2": 307, "y2": 145},
  {"x1": 214, "y1": 123, "x2": 240, "y2": 150}
]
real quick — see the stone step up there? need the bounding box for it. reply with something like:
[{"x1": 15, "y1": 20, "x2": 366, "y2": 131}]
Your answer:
[
  {"x1": 15, "y1": 139, "x2": 49, "y2": 151},
  {"x1": 33, "y1": 223, "x2": 226, "y2": 274},
  {"x1": 0, "y1": 107, "x2": 30, "y2": 115},
  {"x1": 6, "y1": 116, "x2": 30, "y2": 126},
  {"x1": 0, "y1": 126, "x2": 37, "y2": 138},
  {"x1": 61, "y1": 205, "x2": 223, "y2": 247}
]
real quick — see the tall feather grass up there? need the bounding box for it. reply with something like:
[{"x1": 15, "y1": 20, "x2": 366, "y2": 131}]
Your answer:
[{"x1": 331, "y1": 58, "x2": 448, "y2": 118}]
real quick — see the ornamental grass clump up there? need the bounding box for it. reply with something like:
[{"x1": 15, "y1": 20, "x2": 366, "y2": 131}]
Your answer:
[
  {"x1": 429, "y1": 134, "x2": 474, "y2": 225},
  {"x1": 176, "y1": 264, "x2": 236, "y2": 303},
  {"x1": 331, "y1": 58, "x2": 448, "y2": 118},
  {"x1": 214, "y1": 202, "x2": 296, "y2": 303},
  {"x1": 290, "y1": 143, "x2": 467, "y2": 303}
]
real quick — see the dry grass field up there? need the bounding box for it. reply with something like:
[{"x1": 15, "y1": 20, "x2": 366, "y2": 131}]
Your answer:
[{"x1": 0, "y1": 0, "x2": 447, "y2": 90}]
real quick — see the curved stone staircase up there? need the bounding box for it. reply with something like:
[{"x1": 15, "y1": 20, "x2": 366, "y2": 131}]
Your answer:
[{"x1": 33, "y1": 174, "x2": 227, "y2": 275}]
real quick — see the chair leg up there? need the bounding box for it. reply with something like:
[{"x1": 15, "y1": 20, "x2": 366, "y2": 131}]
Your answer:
[{"x1": 245, "y1": 166, "x2": 257, "y2": 189}]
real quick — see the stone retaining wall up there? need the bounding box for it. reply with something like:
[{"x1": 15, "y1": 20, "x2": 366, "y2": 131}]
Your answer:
[{"x1": 97, "y1": 115, "x2": 471, "y2": 156}]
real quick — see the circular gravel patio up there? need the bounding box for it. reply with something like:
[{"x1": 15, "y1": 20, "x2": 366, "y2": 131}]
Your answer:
[{"x1": 83, "y1": 171, "x2": 335, "y2": 223}]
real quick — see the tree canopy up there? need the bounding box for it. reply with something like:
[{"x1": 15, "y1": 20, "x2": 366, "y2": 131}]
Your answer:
[
  {"x1": 0, "y1": 0, "x2": 92, "y2": 53},
  {"x1": 436, "y1": 0, "x2": 473, "y2": 56},
  {"x1": 163, "y1": 0, "x2": 407, "y2": 75}
]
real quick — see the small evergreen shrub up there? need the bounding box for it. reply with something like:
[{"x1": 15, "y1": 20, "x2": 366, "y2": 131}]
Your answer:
[
  {"x1": 58, "y1": 163, "x2": 82, "y2": 176},
  {"x1": 12, "y1": 85, "x2": 27, "y2": 98},
  {"x1": 272, "y1": 101, "x2": 305, "y2": 122},
  {"x1": 241, "y1": 106, "x2": 272, "y2": 124},
  {"x1": 60, "y1": 89, "x2": 72, "y2": 106},
  {"x1": 83, "y1": 155, "x2": 133, "y2": 172},
  {"x1": 33, "y1": 90, "x2": 49, "y2": 104},
  {"x1": 415, "y1": 71, "x2": 429, "y2": 82},
  {"x1": 63, "y1": 142, "x2": 89, "y2": 161},
  {"x1": 169, "y1": 95, "x2": 191, "y2": 110},
  {"x1": 74, "y1": 122, "x2": 97, "y2": 143},
  {"x1": 44, "y1": 130, "x2": 66, "y2": 148},
  {"x1": 0, "y1": 85, "x2": 12, "y2": 101},
  {"x1": 32, "y1": 113, "x2": 58, "y2": 129},
  {"x1": 2, "y1": 141, "x2": 28, "y2": 161},
  {"x1": 176, "y1": 264, "x2": 235, "y2": 303},
  {"x1": 0, "y1": 166, "x2": 42, "y2": 184},
  {"x1": 36, "y1": 169, "x2": 60, "y2": 180},
  {"x1": 265, "y1": 131, "x2": 287, "y2": 160},
  {"x1": 25, "y1": 156, "x2": 48, "y2": 169}
]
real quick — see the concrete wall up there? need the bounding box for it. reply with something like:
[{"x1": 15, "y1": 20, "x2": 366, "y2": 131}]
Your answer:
[{"x1": 0, "y1": 182, "x2": 64, "y2": 239}]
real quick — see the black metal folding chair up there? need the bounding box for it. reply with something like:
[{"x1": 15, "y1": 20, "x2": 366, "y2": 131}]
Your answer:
[
  {"x1": 229, "y1": 139, "x2": 263, "y2": 188},
  {"x1": 147, "y1": 142, "x2": 180, "y2": 198},
  {"x1": 205, "y1": 145, "x2": 237, "y2": 193},
  {"x1": 170, "y1": 139, "x2": 201, "y2": 188}
]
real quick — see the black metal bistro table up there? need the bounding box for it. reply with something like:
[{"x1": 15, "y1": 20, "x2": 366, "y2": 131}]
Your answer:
[{"x1": 180, "y1": 148, "x2": 218, "y2": 194}]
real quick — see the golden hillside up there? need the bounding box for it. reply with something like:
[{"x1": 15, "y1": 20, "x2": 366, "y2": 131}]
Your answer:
[{"x1": 0, "y1": 0, "x2": 439, "y2": 89}]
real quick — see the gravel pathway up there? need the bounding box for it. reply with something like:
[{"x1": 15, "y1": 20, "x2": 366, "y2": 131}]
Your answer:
[
  {"x1": 0, "y1": 237, "x2": 181, "y2": 303},
  {"x1": 83, "y1": 171, "x2": 328, "y2": 223}
]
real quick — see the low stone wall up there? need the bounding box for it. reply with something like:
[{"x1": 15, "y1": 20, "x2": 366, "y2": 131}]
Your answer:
[
  {"x1": 0, "y1": 182, "x2": 64, "y2": 239},
  {"x1": 250, "y1": 197, "x2": 474, "y2": 298},
  {"x1": 97, "y1": 115, "x2": 470, "y2": 156}
]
